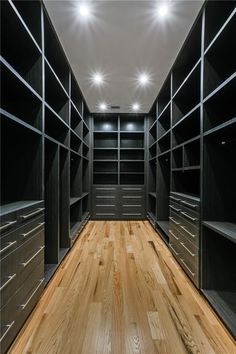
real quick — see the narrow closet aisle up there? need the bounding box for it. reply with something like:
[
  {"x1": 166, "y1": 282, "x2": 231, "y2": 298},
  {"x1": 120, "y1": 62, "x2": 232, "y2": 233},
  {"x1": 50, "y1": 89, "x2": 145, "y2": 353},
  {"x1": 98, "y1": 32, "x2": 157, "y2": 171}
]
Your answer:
[{"x1": 9, "y1": 221, "x2": 235, "y2": 354}]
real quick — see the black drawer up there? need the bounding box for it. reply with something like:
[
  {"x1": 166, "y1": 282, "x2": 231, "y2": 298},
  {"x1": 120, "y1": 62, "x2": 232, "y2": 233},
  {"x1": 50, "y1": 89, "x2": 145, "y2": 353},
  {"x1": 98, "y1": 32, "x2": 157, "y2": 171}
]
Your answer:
[
  {"x1": 0, "y1": 229, "x2": 18, "y2": 258},
  {"x1": 121, "y1": 211, "x2": 144, "y2": 219},
  {"x1": 120, "y1": 186, "x2": 144, "y2": 196},
  {"x1": 170, "y1": 210, "x2": 199, "y2": 245},
  {"x1": 179, "y1": 208, "x2": 199, "y2": 226},
  {"x1": 17, "y1": 201, "x2": 45, "y2": 227},
  {"x1": 169, "y1": 241, "x2": 182, "y2": 259},
  {"x1": 93, "y1": 196, "x2": 117, "y2": 206},
  {"x1": 93, "y1": 186, "x2": 118, "y2": 197},
  {"x1": 17, "y1": 215, "x2": 45, "y2": 246},
  {"x1": 0, "y1": 211, "x2": 18, "y2": 237},
  {"x1": 94, "y1": 212, "x2": 117, "y2": 219},
  {"x1": 179, "y1": 256, "x2": 199, "y2": 287},
  {"x1": 179, "y1": 238, "x2": 198, "y2": 268},
  {"x1": 18, "y1": 229, "x2": 44, "y2": 272}
]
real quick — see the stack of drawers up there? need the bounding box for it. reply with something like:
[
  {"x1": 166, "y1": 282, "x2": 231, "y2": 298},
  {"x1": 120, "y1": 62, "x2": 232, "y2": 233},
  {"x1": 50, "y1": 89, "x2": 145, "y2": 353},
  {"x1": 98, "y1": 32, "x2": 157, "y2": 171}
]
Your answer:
[
  {"x1": 92, "y1": 186, "x2": 145, "y2": 219},
  {"x1": 0, "y1": 201, "x2": 45, "y2": 353},
  {"x1": 169, "y1": 192, "x2": 200, "y2": 287}
]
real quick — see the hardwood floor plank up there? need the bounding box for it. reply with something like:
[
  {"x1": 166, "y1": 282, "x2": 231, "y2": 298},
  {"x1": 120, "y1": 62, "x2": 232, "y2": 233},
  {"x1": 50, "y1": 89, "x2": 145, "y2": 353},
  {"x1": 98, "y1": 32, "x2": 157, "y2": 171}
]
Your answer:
[{"x1": 9, "y1": 221, "x2": 236, "y2": 354}]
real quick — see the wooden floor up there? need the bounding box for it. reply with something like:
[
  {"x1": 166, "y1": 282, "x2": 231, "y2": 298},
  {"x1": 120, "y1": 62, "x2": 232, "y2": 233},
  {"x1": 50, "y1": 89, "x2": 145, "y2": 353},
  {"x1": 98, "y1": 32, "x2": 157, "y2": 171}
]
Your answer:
[{"x1": 10, "y1": 221, "x2": 236, "y2": 354}]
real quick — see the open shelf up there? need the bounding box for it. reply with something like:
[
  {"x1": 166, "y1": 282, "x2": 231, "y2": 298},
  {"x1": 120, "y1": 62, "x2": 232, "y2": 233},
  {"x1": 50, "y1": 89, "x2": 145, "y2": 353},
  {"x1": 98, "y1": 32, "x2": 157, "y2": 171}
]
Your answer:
[
  {"x1": 184, "y1": 138, "x2": 200, "y2": 168},
  {"x1": 70, "y1": 153, "x2": 82, "y2": 198},
  {"x1": 1, "y1": 1, "x2": 42, "y2": 94},
  {"x1": 45, "y1": 63, "x2": 69, "y2": 124},
  {"x1": 204, "y1": 1, "x2": 236, "y2": 50},
  {"x1": 172, "y1": 169, "x2": 200, "y2": 198},
  {"x1": 149, "y1": 143, "x2": 157, "y2": 160},
  {"x1": 82, "y1": 158, "x2": 89, "y2": 194},
  {"x1": 45, "y1": 107, "x2": 69, "y2": 147},
  {"x1": 149, "y1": 159, "x2": 156, "y2": 194},
  {"x1": 93, "y1": 115, "x2": 118, "y2": 131},
  {"x1": 204, "y1": 15, "x2": 236, "y2": 97},
  {"x1": 148, "y1": 194, "x2": 156, "y2": 220},
  {"x1": 44, "y1": 11, "x2": 69, "y2": 92},
  {"x1": 172, "y1": 64, "x2": 200, "y2": 125},
  {"x1": 94, "y1": 149, "x2": 118, "y2": 161},
  {"x1": 203, "y1": 78, "x2": 236, "y2": 132},
  {"x1": 157, "y1": 221, "x2": 169, "y2": 242},
  {"x1": 59, "y1": 147, "x2": 70, "y2": 249},
  {"x1": 120, "y1": 149, "x2": 144, "y2": 160},
  {"x1": 94, "y1": 161, "x2": 118, "y2": 173},
  {"x1": 158, "y1": 104, "x2": 171, "y2": 139},
  {"x1": 120, "y1": 116, "x2": 144, "y2": 131},
  {"x1": 149, "y1": 121, "x2": 157, "y2": 144},
  {"x1": 120, "y1": 132, "x2": 144, "y2": 149},
  {"x1": 94, "y1": 173, "x2": 118, "y2": 185},
  {"x1": 70, "y1": 201, "x2": 82, "y2": 239},
  {"x1": 120, "y1": 161, "x2": 144, "y2": 173},
  {"x1": 71, "y1": 74, "x2": 83, "y2": 115},
  {"x1": 70, "y1": 131, "x2": 82, "y2": 154},
  {"x1": 157, "y1": 131, "x2": 170, "y2": 154},
  {"x1": 172, "y1": 107, "x2": 200, "y2": 146},
  {"x1": 1, "y1": 63, "x2": 42, "y2": 130},
  {"x1": 157, "y1": 75, "x2": 171, "y2": 115},
  {"x1": 94, "y1": 132, "x2": 118, "y2": 148},
  {"x1": 172, "y1": 15, "x2": 202, "y2": 94},
  {"x1": 1, "y1": 116, "x2": 42, "y2": 204},
  {"x1": 120, "y1": 174, "x2": 144, "y2": 185},
  {"x1": 71, "y1": 104, "x2": 82, "y2": 138},
  {"x1": 172, "y1": 146, "x2": 183, "y2": 169},
  {"x1": 203, "y1": 222, "x2": 236, "y2": 244}
]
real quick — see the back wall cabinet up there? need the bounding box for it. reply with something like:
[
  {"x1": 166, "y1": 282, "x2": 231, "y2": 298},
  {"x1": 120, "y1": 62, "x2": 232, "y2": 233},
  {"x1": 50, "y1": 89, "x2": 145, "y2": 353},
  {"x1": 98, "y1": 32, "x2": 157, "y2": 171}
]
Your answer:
[{"x1": 0, "y1": 1, "x2": 90, "y2": 352}]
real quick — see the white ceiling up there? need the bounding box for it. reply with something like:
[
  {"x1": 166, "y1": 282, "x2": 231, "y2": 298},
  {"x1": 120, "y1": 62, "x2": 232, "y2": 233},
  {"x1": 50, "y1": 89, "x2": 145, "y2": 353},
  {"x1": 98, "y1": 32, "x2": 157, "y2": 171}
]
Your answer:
[{"x1": 44, "y1": 0, "x2": 203, "y2": 113}]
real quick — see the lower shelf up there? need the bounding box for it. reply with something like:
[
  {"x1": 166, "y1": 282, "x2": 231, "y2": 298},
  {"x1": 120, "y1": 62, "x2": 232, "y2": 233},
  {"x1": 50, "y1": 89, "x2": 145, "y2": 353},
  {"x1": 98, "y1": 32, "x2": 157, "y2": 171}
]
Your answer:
[
  {"x1": 156, "y1": 221, "x2": 169, "y2": 245},
  {"x1": 202, "y1": 290, "x2": 236, "y2": 338}
]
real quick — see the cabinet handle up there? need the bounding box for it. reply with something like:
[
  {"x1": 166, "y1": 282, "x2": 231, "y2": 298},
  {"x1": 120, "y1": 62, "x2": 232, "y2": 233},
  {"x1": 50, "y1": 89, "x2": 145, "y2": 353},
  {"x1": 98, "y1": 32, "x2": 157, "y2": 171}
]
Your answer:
[
  {"x1": 170, "y1": 205, "x2": 181, "y2": 213},
  {"x1": 0, "y1": 220, "x2": 17, "y2": 231},
  {"x1": 170, "y1": 196, "x2": 181, "y2": 202},
  {"x1": 170, "y1": 244, "x2": 179, "y2": 256},
  {"x1": 0, "y1": 241, "x2": 17, "y2": 255},
  {"x1": 180, "y1": 259, "x2": 195, "y2": 277},
  {"x1": 21, "y1": 208, "x2": 45, "y2": 220},
  {"x1": 96, "y1": 188, "x2": 115, "y2": 190},
  {"x1": 0, "y1": 273, "x2": 17, "y2": 292},
  {"x1": 169, "y1": 230, "x2": 179, "y2": 240},
  {"x1": 20, "y1": 246, "x2": 44, "y2": 268},
  {"x1": 20, "y1": 222, "x2": 45, "y2": 238},
  {"x1": 180, "y1": 225, "x2": 196, "y2": 238},
  {"x1": 169, "y1": 217, "x2": 180, "y2": 226},
  {"x1": 122, "y1": 188, "x2": 141, "y2": 191},
  {"x1": 0, "y1": 321, "x2": 15, "y2": 342},
  {"x1": 181, "y1": 200, "x2": 198, "y2": 209},
  {"x1": 180, "y1": 242, "x2": 196, "y2": 257},
  {"x1": 19, "y1": 279, "x2": 44, "y2": 309},
  {"x1": 180, "y1": 212, "x2": 197, "y2": 222}
]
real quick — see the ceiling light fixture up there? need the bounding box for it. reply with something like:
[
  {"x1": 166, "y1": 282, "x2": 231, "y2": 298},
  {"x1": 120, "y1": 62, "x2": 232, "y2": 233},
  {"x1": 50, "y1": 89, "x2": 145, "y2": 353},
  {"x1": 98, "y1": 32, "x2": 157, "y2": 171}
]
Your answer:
[
  {"x1": 132, "y1": 103, "x2": 140, "y2": 112},
  {"x1": 99, "y1": 102, "x2": 107, "y2": 111},
  {"x1": 157, "y1": 4, "x2": 169, "y2": 18},
  {"x1": 93, "y1": 72, "x2": 104, "y2": 85},
  {"x1": 78, "y1": 4, "x2": 91, "y2": 18},
  {"x1": 138, "y1": 73, "x2": 150, "y2": 86}
]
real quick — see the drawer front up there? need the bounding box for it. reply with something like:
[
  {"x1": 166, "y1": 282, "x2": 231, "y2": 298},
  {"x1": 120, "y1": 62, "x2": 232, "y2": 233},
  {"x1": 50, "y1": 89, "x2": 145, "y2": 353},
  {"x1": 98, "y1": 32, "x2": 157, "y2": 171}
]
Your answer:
[
  {"x1": 93, "y1": 206, "x2": 117, "y2": 215},
  {"x1": 170, "y1": 211, "x2": 199, "y2": 245},
  {"x1": 0, "y1": 211, "x2": 18, "y2": 237},
  {"x1": 93, "y1": 212, "x2": 117, "y2": 219},
  {"x1": 179, "y1": 208, "x2": 199, "y2": 226},
  {"x1": 120, "y1": 186, "x2": 144, "y2": 197},
  {"x1": 170, "y1": 192, "x2": 200, "y2": 208},
  {"x1": 0, "y1": 229, "x2": 18, "y2": 258},
  {"x1": 121, "y1": 205, "x2": 144, "y2": 214},
  {"x1": 94, "y1": 196, "x2": 117, "y2": 206},
  {"x1": 18, "y1": 215, "x2": 45, "y2": 246},
  {"x1": 179, "y1": 237, "x2": 199, "y2": 269},
  {"x1": 121, "y1": 196, "x2": 144, "y2": 205},
  {"x1": 18, "y1": 229, "x2": 44, "y2": 270},
  {"x1": 179, "y1": 256, "x2": 199, "y2": 287},
  {"x1": 0, "y1": 248, "x2": 19, "y2": 308},
  {"x1": 120, "y1": 211, "x2": 144, "y2": 219},
  {"x1": 93, "y1": 186, "x2": 118, "y2": 197},
  {"x1": 17, "y1": 201, "x2": 45, "y2": 227},
  {"x1": 169, "y1": 241, "x2": 182, "y2": 260}
]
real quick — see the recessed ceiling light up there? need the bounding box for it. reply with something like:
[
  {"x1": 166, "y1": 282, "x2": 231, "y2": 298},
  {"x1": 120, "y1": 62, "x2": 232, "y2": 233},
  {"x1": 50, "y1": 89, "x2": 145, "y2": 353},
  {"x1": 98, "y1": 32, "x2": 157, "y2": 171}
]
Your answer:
[
  {"x1": 78, "y1": 4, "x2": 91, "y2": 18},
  {"x1": 93, "y1": 72, "x2": 104, "y2": 85},
  {"x1": 157, "y1": 4, "x2": 169, "y2": 18},
  {"x1": 138, "y1": 73, "x2": 150, "y2": 86},
  {"x1": 132, "y1": 103, "x2": 140, "y2": 112},
  {"x1": 99, "y1": 102, "x2": 107, "y2": 111}
]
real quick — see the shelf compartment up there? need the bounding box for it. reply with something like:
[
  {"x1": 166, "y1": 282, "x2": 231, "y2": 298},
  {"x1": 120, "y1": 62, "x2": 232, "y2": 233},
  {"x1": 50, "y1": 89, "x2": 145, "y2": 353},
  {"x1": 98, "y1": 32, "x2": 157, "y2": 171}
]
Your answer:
[
  {"x1": 1, "y1": 1, "x2": 42, "y2": 94},
  {"x1": 94, "y1": 161, "x2": 118, "y2": 173},
  {"x1": 120, "y1": 162, "x2": 144, "y2": 173},
  {"x1": 172, "y1": 170, "x2": 200, "y2": 198},
  {"x1": 71, "y1": 75, "x2": 83, "y2": 115},
  {"x1": 70, "y1": 131, "x2": 82, "y2": 154},
  {"x1": 59, "y1": 147, "x2": 70, "y2": 249},
  {"x1": 204, "y1": 15, "x2": 236, "y2": 97},
  {"x1": 202, "y1": 226, "x2": 236, "y2": 337},
  {"x1": 120, "y1": 132, "x2": 144, "y2": 149},
  {"x1": 120, "y1": 149, "x2": 144, "y2": 160},
  {"x1": 94, "y1": 115, "x2": 118, "y2": 131},
  {"x1": 149, "y1": 121, "x2": 157, "y2": 141},
  {"x1": 149, "y1": 143, "x2": 157, "y2": 159},
  {"x1": 44, "y1": 11, "x2": 69, "y2": 92},
  {"x1": 157, "y1": 75, "x2": 171, "y2": 115},
  {"x1": 172, "y1": 107, "x2": 200, "y2": 147},
  {"x1": 1, "y1": 116, "x2": 42, "y2": 204},
  {"x1": 71, "y1": 105, "x2": 82, "y2": 138},
  {"x1": 94, "y1": 132, "x2": 118, "y2": 148},
  {"x1": 184, "y1": 139, "x2": 200, "y2": 168},
  {"x1": 45, "y1": 64, "x2": 69, "y2": 123},
  {"x1": 120, "y1": 174, "x2": 144, "y2": 185},
  {"x1": 45, "y1": 107, "x2": 69, "y2": 146},
  {"x1": 204, "y1": 1, "x2": 236, "y2": 49},
  {"x1": 82, "y1": 195, "x2": 89, "y2": 219},
  {"x1": 156, "y1": 152, "x2": 170, "y2": 230},
  {"x1": 94, "y1": 150, "x2": 118, "y2": 161},
  {"x1": 83, "y1": 143, "x2": 89, "y2": 158},
  {"x1": 172, "y1": 64, "x2": 200, "y2": 125},
  {"x1": 203, "y1": 222, "x2": 236, "y2": 244},
  {"x1": 157, "y1": 132, "x2": 170, "y2": 154},
  {"x1": 82, "y1": 158, "x2": 89, "y2": 193},
  {"x1": 172, "y1": 146, "x2": 183, "y2": 169},
  {"x1": 203, "y1": 78, "x2": 236, "y2": 132},
  {"x1": 1, "y1": 64, "x2": 42, "y2": 130},
  {"x1": 148, "y1": 195, "x2": 156, "y2": 219},
  {"x1": 120, "y1": 116, "x2": 144, "y2": 131},
  {"x1": 157, "y1": 104, "x2": 171, "y2": 139},
  {"x1": 93, "y1": 174, "x2": 118, "y2": 185},
  {"x1": 70, "y1": 201, "x2": 82, "y2": 239},
  {"x1": 70, "y1": 153, "x2": 82, "y2": 198},
  {"x1": 172, "y1": 15, "x2": 202, "y2": 94},
  {"x1": 149, "y1": 159, "x2": 156, "y2": 194}
]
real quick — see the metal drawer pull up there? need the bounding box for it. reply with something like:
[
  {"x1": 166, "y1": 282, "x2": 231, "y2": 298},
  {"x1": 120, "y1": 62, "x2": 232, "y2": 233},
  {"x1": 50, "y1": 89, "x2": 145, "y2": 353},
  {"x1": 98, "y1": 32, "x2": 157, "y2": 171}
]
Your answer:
[
  {"x1": 21, "y1": 222, "x2": 45, "y2": 238},
  {"x1": 19, "y1": 279, "x2": 44, "y2": 310},
  {"x1": 21, "y1": 208, "x2": 45, "y2": 220},
  {"x1": 181, "y1": 201, "x2": 197, "y2": 209},
  {"x1": 96, "y1": 188, "x2": 115, "y2": 190},
  {"x1": 0, "y1": 321, "x2": 15, "y2": 342},
  {"x1": 0, "y1": 241, "x2": 17, "y2": 255},
  {"x1": 180, "y1": 226, "x2": 196, "y2": 238},
  {"x1": 122, "y1": 213, "x2": 141, "y2": 216},
  {"x1": 170, "y1": 244, "x2": 179, "y2": 256},
  {"x1": 123, "y1": 196, "x2": 141, "y2": 199},
  {"x1": 170, "y1": 196, "x2": 181, "y2": 202},
  {"x1": 180, "y1": 242, "x2": 196, "y2": 257},
  {"x1": 0, "y1": 273, "x2": 17, "y2": 292},
  {"x1": 169, "y1": 217, "x2": 180, "y2": 226},
  {"x1": 0, "y1": 220, "x2": 17, "y2": 231},
  {"x1": 181, "y1": 212, "x2": 197, "y2": 222},
  {"x1": 96, "y1": 196, "x2": 115, "y2": 199},
  {"x1": 21, "y1": 246, "x2": 45, "y2": 268},
  {"x1": 170, "y1": 205, "x2": 181, "y2": 212},
  {"x1": 122, "y1": 204, "x2": 142, "y2": 207},
  {"x1": 122, "y1": 188, "x2": 141, "y2": 191},
  {"x1": 96, "y1": 205, "x2": 115, "y2": 207},
  {"x1": 96, "y1": 213, "x2": 115, "y2": 216},
  {"x1": 181, "y1": 259, "x2": 195, "y2": 277},
  {"x1": 169, "y1": 230, "x2": 179, "y2": 240}
]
